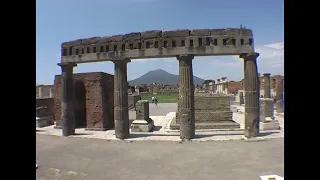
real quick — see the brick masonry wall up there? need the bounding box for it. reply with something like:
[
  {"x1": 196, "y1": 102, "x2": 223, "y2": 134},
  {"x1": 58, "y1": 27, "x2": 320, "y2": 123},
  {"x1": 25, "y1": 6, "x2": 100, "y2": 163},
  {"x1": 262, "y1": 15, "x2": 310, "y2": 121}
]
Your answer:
[{"x1": 54, "y1": 72, "x2": 114, "y2": 130}]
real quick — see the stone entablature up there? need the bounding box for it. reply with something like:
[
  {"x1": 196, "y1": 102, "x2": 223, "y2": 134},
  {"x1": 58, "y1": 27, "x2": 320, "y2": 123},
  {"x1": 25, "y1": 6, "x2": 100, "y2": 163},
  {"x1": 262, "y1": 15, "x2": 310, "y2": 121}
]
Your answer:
[{"x1": 61, "y1": 28, "x2": 254, "y2": 63}]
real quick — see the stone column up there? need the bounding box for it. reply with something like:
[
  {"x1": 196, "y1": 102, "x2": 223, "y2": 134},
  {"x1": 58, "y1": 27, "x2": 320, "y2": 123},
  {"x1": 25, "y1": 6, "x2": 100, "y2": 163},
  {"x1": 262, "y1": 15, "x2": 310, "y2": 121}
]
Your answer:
[
  {"x1": 113, "y1": 59, "x2": 130, "y2": 139},
  {"x1": 240, "y1": 53, "x2": 260, "y2": 138},
  {"x1": 38, "y1": 86, "x2": 43, "y2": 98},
  {"x1": 262, "y1": 73, "x2": 271, "y2": 98},
  {"x1": 57, "y1": 62, "x2": 77, "y2": 136},
  {"x1": 239, "y1": 91, "x2": 244, "y2": 105},
  {"x1": 49, "y1": 88, "x2": 54, "y2": 98},
  {"x1": 177, "y1": 55, "x2": 195, "y2": 140},
  {"x1": 275, "y1": 78, "x2": 284, "y2": 113}
]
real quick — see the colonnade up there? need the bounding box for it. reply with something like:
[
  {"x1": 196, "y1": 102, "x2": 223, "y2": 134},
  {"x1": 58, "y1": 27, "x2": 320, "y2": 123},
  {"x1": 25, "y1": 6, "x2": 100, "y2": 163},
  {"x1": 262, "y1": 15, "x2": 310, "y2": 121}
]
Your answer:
[{"x1": 58, "y1": 53, "x2": 260, "y2": 139}]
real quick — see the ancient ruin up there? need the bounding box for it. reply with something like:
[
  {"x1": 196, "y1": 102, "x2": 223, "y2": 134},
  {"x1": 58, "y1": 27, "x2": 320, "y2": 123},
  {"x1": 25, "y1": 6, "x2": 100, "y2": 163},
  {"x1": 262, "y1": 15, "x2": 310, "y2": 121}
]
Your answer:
[
  {"x1": 259, "y1": 73, "x2": 280, "y2": 130},
  {"x1": 171, "y1": 94, "x2": 240, "y2": 130},
  {"x1": 59, "y1": 28, "x2": 260, "y2": 139},
  {"x1": 54, "y1": 72, "x2": 114, "y2": 133},
  {"x1": 131, "y1": 100, "x2": 154, "y2": 132}
]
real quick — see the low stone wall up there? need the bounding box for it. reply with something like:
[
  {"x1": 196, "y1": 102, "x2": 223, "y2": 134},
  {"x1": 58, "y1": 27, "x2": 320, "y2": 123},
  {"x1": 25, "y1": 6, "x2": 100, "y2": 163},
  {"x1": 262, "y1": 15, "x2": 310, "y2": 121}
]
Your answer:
[{"x1": 36, "y1": 98, "x2": 54, "y2": 119}]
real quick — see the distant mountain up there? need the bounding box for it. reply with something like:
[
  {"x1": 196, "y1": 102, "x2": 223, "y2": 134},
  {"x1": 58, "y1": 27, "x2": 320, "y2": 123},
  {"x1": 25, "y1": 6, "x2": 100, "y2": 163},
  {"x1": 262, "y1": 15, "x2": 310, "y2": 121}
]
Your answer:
[{"x1": 129, "y1": 69, "x2": 205, "y2": 85}]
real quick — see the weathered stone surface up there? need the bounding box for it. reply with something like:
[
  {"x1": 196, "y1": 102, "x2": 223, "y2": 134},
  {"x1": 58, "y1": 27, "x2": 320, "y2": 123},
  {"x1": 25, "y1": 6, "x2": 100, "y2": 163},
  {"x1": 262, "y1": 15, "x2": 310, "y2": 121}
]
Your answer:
[
  {"x1": 36, "y1": 115, "x2": 54, "y2": 127},
  {"x1": 135, "y1": 100, "x2": 150, "y2": 120},
  {"x1": 81, "y1": 37, "x2": 100, "y2": 45},
  {"x1": 98, "y1": 36, "x2": 112, "y2": 43},
  {"x1": 58, "y1": 62, "x2": 77, "y2": 136},
  {"x1": 114, "y1": 60, "x2": 130, "y2": 139},
  {"x1": 110, "y1": 34, "x2": 124, "y2": 42},
  {"x1": 275, "y1": 79, "x2": 284, "y2": 113},
  {"x1": 128, "y1": 95, "x2": 141, "y2": 110},
  {"x1": 240, "y1": 53, "x2": 260, "y2": 138},
  {"x1": 163, "y1": 29, "x2": 190, "y2": 38},
  {"x1": 61, "y1": 39, "x2": 82, "y2": 47},
  {"x1": 131, "y1": 120, "x2": 154, "y2": 132},
  {"x1": 239, "y1": 91, "x2": 244, "y2": 105},
  {"x1": 141, "y1": 30, "x2": 162, "y2": 39},
  {"x1": 260, "y1": 98, "x2": 274, "y2": 122},
  {"x1": 177, "y1": 55, "x2": 195, "y2": 139},
  {"x1": 262, "y1": 73, "x2": 271, "y2": 98},
  {"x1": 123, "y1": 32, "x2": 141, "y2": 41},
  {"x1": 54, "y1": 72, "x2": 114, "y2": 130},
  {"x1": 36, "y1": 98, "x2": 54, "y2": 117},
  {"x1": 210, "y1": 29, "x2": 228, "y2": 35},
  {"x1": 260, "y1": 120, "x2": 280, "y2": 131},
  {"x1": 36, "y1": 106, "x2": 50, "y2": 117},
  {"x1": 190, "y1": 29, "x2": 210, "y2": 36}
]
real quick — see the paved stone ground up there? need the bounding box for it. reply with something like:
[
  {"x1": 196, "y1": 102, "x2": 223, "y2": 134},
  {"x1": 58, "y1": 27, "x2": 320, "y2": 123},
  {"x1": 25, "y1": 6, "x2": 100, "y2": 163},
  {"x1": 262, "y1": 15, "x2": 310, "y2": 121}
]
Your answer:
[
  {"x1": 37, "y1": 103, "x2": 284, "y2": 141},
  {"x1": 36, "y1": 134, "x2": 284, "y2": 180}
]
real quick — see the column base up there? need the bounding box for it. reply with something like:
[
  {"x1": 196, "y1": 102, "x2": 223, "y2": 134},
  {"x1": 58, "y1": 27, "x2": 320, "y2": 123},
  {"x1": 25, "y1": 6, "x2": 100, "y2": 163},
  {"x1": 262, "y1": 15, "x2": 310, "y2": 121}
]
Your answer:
[
  {"x1": 131, "y1": 119, "x2": 154, "y2": 132},
  {"x1": 260, "y1": 118, "x2": 280, "y2": 131}
]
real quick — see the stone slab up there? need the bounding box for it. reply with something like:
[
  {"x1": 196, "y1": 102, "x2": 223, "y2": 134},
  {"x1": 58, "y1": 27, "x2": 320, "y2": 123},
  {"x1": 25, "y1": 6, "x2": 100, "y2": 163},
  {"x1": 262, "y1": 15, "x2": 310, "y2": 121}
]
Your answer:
[
  {"x1": 36, "y1": 116, "x2": 54, "y2": 128},
  {"x1": 131, "y1": 120, "x2": 154, "y2": 132},
  {"x1": 260, "y1": 120, "x2": 280, "y2": 131}
]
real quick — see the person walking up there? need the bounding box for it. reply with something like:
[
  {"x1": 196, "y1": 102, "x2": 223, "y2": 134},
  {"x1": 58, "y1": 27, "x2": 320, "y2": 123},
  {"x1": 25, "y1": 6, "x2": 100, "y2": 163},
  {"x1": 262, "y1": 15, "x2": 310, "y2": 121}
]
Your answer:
[{"x1": 154, "y1": 96, "x2": 158, "y2": 108}]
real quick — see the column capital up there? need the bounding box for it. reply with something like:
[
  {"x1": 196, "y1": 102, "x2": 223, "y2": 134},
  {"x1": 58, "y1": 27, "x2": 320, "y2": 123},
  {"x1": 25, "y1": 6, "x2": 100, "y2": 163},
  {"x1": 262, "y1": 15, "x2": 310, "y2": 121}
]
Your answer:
[
  {"x1": 57, "y1": 62, "x2": 77, "y2": 68},
  {"x1": 263, "y1": 73, "x2": 271, "y2": 77},
  {"x1": 112, "y1": 58, "x2": 131, "y2": 64},
  {"x1": 239, "y1": 52, "x2": 259, "y2": 60},
  {"x1": 176, "y1": 55, "x2": 194, "y2": 61}
]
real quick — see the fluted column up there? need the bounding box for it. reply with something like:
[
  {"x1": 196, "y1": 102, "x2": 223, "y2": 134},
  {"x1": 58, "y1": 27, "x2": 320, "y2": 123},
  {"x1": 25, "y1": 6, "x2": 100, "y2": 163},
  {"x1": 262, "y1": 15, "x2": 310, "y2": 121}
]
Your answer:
[
  {"x1": 57, "y1": 62, "x2": 77, "y2": 136},
  {"x1": 262, "y1": 73, "x2": 271, "y2": 98},
  {"x1": 275, "y1": 78, "x2": 284, "y2": 113},
  {"x1": 113, "y1": 59, "x2": 130, "y2": 139},
  {"x1": 177, "y1": 55, "x2": 195, "y2": 140},
  {"x1": 240, "y1": 53, "x2": 260, "y2": 138}
]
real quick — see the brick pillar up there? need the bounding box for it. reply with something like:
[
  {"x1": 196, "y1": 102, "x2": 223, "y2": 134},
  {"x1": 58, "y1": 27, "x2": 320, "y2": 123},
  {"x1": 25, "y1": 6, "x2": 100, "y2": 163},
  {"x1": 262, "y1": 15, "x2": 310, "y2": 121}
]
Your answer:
[
  {"x1": 57, "y1": 62, "x2": 77, "y2": 136},
  {"x1": 113, "y1": 59, "x2": 130, "y2": 139},
  {"x1": 240, "y1": 53, "x2": 260, "y2": 138},
  {"x1": 275, "y1": 78, "x2": 284, "y2": 113},
  {"x1": 177, "y1": 55, "x2": 195, "y2": 140},
  {"x1": 262, "y1": 73, "x2": 271, "y2": 98}
]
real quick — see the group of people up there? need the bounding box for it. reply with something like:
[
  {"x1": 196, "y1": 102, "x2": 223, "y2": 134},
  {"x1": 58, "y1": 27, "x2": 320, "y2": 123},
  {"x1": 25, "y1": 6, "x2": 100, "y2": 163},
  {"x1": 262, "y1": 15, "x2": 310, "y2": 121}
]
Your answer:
[{"x1": 151, "y1": 96, "x2": 158, "y2": 107}]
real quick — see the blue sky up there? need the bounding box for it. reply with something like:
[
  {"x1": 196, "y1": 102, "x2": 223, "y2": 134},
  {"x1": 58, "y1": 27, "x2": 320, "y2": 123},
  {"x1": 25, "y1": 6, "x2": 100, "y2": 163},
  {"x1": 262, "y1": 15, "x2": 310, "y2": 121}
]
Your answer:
[{"x1": 36, "y1": 0, "x2": 284, "y2": 85}]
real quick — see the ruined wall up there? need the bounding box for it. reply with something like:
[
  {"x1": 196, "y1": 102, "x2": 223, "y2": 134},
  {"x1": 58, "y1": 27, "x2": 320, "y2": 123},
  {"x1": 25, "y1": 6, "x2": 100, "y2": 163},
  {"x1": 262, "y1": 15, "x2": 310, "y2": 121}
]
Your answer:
[
  {"x1": 54, "y1": 72, "x2": 114, "y2": 130},
  {"x1": 227, "y1": 80, "x2": 244, "y2": 94},
  {"x1": 36, "y1": 85, "x2": 54, "y2": 97},
  {"x1": 61, "y1": 28, "x2": 254, "y2": 63},
  {"x1": 36, "y1": 98, "x2": 54, "y2": 117}
]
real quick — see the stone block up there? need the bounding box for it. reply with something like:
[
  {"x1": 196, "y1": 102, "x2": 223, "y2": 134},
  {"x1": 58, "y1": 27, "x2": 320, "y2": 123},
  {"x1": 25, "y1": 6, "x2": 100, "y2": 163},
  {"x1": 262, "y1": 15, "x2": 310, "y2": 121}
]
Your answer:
[
  {"x1": 61, "y1": 39, "x2": 82, "y2": 48},
  {"x1": 123, "y1": 32, "x2": 141, "y2": 41},
  {"x1": 141, "y1": 30, "x2": 162, "y2": 39},
  {"x1": 128, "y1": 95, "x2": 141, "y2": 110},
  {"x1": 36, "y1": 106, "x2": 50, "y2": 117},
  {"x1": 36, "y1": 116, "x2": 54, "y2": 127},
  {"x1": 131, "y1": 120, "x2": 154, "y2": 132},
  {"x1": 191, "y1": 29, "x2": 210, "y2": 36},
  {"x1": 260, "y1": 98, "x2": 274, "y2": 121},
  {"x1": 81, "y1": 37, "x2": 100, "y2": 45},
  {"x1": 162, "y1": 29, "x2": 190, "y2": 38},
  {"x1": 136, "y1": 100, "x2": 149, "y2": 120},
  {"x1": 260, "y1": 120, "x2": 280, "y2": 130}
]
